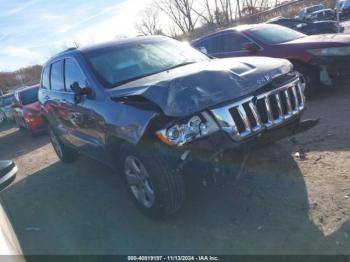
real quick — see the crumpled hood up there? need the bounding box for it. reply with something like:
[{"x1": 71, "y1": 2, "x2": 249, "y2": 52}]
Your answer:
[{"x1": 109, "y1": 57, "x2": 292, "y2": 117}]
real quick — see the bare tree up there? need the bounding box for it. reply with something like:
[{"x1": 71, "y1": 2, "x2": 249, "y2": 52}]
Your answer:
[
  {"x1": 192, "y1": 0, "x2": 238, "y2": 27},
  {"x1": 192, "y1": 0, "x2": 216, "y2": 25},
  {"x1": 156, "y1": 0, "x2": 198, "y2": 34},
  {"x1": 135, "y1": 6, "x2": 163, "y2": 35},
  {"x1": 236, "y1": 0, "x2": 242, "y2": 18},
  {"x1": 219, "y1": 0, "x2": 233, "y2": 25}
]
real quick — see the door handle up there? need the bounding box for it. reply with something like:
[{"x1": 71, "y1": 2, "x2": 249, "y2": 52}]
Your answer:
[{"x1": 44, "y1": 95, "x2": 50, "y2": 100}]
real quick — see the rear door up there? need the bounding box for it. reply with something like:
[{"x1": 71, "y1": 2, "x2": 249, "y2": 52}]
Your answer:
[{"x1": 45, "y1": 60, "x2": 67, "y2": 134}]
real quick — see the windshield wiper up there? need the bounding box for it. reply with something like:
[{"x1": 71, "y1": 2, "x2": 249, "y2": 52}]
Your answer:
[{"x1": 164, "y1": 61, "x2": 196, "y2": 71}]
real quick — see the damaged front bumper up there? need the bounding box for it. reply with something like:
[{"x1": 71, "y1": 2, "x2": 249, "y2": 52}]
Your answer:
[
  {"x1": 155, "y1": 75, "x2": 318, "y2": 183},
  {"x1": 160, "y1": 75, "x2": 315, "y2": 160},
  {"x1": 310, "y1": 55, "x2": 350, "y2": 85},
  {"x1": 181, "y1": 116, "x2": 318, "y2": 158},
  {"x1": 169, "y1": 116, "x2": 318, "y2": 185}
]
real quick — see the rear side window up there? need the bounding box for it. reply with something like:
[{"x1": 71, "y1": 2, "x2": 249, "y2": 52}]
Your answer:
[
  {"x1": 220, "y1": 33, "x2": 250, "y2": 52},
  {"x1": 41, "y1": 66, "x2": 50, "y2": 89},
  {"x1": 50, "y1": 61, "x2": 64, "y2": 91},
  {"x1": 64, "y1": 59, "x2": 87, "y2": 91},
  {"x1": 197, "y1": 35, "x2": 222, "y2": 54}
]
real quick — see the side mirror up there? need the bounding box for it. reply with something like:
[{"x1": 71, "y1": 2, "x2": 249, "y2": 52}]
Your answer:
[
  {"x1": 242, "y1": 42, "x2": 260, "y2": 53},
  {"x1": 0, "y1": 160, "x2": 17, "y2": 191},
  {"x1": 11, "y1": 104, "x2": 20, "y2": 109},
  {"x1": 70, "y1": 82, "x2": 92, "y2": 98}
]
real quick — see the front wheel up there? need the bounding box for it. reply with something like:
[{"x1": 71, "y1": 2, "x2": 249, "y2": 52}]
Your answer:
[
  {"x1": 49, "y1": 127, "x2": 78, "y2": 163},
  {"x1": 120, "y1": 144, "x2": 185, "y2": 218},
  {"x1": 293, "y1": 63, "x2": 318, "y2": 97}
]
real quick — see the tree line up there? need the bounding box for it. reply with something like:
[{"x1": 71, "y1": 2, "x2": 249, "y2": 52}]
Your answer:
[
  {"x1": 0, "y1": 65, "x2": 42, "y2": 94},
  {"x1": 135, "y1": 0, "x2": 280, "y2": 37}
]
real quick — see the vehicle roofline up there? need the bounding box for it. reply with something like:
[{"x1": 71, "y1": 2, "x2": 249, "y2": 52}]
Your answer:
[
  {"x1": 192, "y1": 24, "x2": 263, "y2": 44},
  {"x1": 44, "y1": 35, "x2": 172, "y2": 65},
  {"x1": 14, "y1": 84, "x2": 40, "y2": 92}
]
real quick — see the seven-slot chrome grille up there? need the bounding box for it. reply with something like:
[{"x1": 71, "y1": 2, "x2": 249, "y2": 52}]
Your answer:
[{"x1": 211, "y1": 77, "x2": 305, "y2": 141}]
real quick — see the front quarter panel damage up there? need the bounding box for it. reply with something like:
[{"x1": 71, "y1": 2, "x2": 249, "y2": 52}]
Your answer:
[
  {"x1": 105, "y1": 102, "x2": 159, "y2": 145},
  {"x1": 105, "y1": 57, "x2": 293, "y2": 146}
]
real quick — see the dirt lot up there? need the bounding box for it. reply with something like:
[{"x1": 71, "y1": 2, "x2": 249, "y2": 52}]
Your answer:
[{"x1": 0, "y1": 85, "x2": 349, "y2": 255}]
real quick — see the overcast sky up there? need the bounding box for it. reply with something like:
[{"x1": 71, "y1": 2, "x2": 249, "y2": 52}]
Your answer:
[{"x1": 0, "y1": 0, "x2": 152, "y2": 71}]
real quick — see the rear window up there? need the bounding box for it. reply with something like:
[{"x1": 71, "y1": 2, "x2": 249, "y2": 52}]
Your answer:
[
  {"x1": 0, "y1": 96, "x2": 13, "y2": 106},
  {"x1": 50, "y1": 61, "x2": 64, "y2": 91},
  {"x1": 20, "y1": 87, "x2": 38, "y2": 105},
  {"x1": 306, "y1": 5, "x2": 325, "y2": 13},
  {"x1": 195, "y1": 35, "x2": 222, "y2": 54},
  {"x1": 41, "y1": 66, "x2": 50, "y2": 89}
]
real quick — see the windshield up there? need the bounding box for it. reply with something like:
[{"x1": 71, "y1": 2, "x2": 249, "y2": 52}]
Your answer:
[
  {"x1": 247, "y1": 24, "x2": 306, "y2": 44},
  {"x1": 20, "y1": 87, "x2": 38, "y2": 105},
  {"x1": 0, "y1": 95, "x2": 13, "y2": 107},
  {"x1": 306, "y1": 5, "x2": 325, "y2": 13},
  {"x1": 84, "y1": 38, "x2": 209, "y2": 88}
]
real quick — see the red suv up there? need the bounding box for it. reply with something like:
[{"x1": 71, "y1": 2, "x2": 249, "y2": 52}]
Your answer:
[{"x1": 12, "y1": 85, "x2": 46, "y2": 135}]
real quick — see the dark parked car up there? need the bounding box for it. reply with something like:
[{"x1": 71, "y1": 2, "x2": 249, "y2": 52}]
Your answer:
[
  {"x1": 192, "y1": 24, "x2": 350, "y2": 94},
  {"x1": 12, "y1": 85, "x2": 46, "y2": 135},
  {"x1": 266, "y1": 16, "x2": 344, "y2": 34},
  {"x1": 335, "y1": 0, "x2": 350, "y2": 20},
  {"x1": 295, "y1": 4, "x2": 327, "y2": 20},
  {"x1": 306, "y1": 8, "x2": 336, "y2": 21},
  {"x1": 39, "y1": 36, "x2": 315, "y2": 217},
  {"x1": 0, "y1": 93, "x2": 14, "y2": 122}
]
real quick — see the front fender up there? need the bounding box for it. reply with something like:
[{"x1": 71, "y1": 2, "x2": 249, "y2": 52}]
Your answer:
[{"x1": 105, "y1": 105, "x2": 159, "y2": 145}]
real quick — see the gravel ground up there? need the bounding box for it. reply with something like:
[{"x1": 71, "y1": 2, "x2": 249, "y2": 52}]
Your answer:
[{"x1": 0, "y1": 85, "x2": 349, "y2": 255}]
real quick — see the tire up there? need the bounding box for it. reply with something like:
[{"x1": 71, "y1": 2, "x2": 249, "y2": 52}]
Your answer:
[
  {"x1": 293, "y1": 63, "x2": 318, "y2": 97},
  {"x1": 120, "y1": 143, "x2": 185, "y2": 218},
  {"x1": 49, "y1": 127, "x2": 78, "y2": 163}
]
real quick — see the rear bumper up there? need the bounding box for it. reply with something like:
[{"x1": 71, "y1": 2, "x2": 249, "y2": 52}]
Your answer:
[{"x1": 24, "y1": 116, "x2": 47, "y2": 133}]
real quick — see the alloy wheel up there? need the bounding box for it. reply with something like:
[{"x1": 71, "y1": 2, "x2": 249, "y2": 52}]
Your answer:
[{"x1": 124, "y1": 156, "x2": 155, "y2": 208}]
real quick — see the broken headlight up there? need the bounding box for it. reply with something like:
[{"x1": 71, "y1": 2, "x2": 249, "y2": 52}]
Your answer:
[
  {"x1": 308, "y1": 46, "x2": 350, "y2": 56},
  {"x1": 156, "y1": 112, "x2": 219, "y2": 146}
]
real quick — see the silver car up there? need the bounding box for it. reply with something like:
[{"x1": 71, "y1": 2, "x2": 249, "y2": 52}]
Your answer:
[{"x1": 0, "y1": 94, "x2": 14, "y2": 122}]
